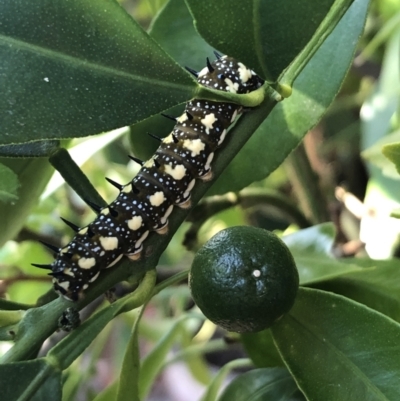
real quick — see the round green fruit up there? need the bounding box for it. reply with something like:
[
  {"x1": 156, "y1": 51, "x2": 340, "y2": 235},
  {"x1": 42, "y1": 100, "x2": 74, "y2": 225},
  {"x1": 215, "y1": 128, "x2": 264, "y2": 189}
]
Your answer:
[{"x1": 189, "y1": 226, "x2": 299, "y2": 333}]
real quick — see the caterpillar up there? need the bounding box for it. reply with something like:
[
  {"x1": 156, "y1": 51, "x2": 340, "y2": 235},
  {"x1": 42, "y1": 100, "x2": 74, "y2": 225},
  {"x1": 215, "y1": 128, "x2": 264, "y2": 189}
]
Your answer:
[{"x1": 33, "y1": 54, "x2": 264, "y2": 301}]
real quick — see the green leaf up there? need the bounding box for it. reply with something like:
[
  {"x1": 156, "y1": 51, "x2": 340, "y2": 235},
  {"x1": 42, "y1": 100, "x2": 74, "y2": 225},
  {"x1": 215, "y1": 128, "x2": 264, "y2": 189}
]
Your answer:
[
  {"x1": 149, "y1": 0, "x2": 214, "y2": 68},
  {"x1": 139, "y1": 318, "x2": 186, "y2": 399},
  {"x1": 186, "y1": 0, "x2": 338, "y2": 82},
  {"x1": 0, "y1": 157, "x2": 54, "y2": 247},
  {"x1": 200, "y1": 359, "x2": 252, "y2": 401},
  {"x1": 310, "y1": 258, "x2": 400, "y2": 323},
  {"x1": 47, "y1": 270, "x2": 156, "y2": 371},
  {"x1": 362, "y1": 131, "x2": 400, "y2": 179},
  {"x1": 0, "y1": 0, "x2": 195, "y2": 145},
  {"x1": 218, "y1": 368, "x2": 305, "y2": 401},
  {"x1": 283, "y1": 224, "x2": 363, "y2": 284},
  {"x1": 116, "y1": 310, "x2": 143, "y2": 401},
  {"x1": 0, "y1": 141, "x2": 60, "y2": 157},
  {"x1": 272, "y1": 287, "x2": 400, "y2": 401},
  {"x1": 208, "y1": 0, "x2": 369, "y2": 196},
  {"x1": 0, "y1": 163, "x2": 19, "y2": 203},
  {"x1": 0, "y1": 359, "x2": 62, "y2": 401},
  {"x1": 241, "y1": 329, "x2": 284, "y2": 368},
  {"x1": 383, "y1": 141, "x2": 400, "y2": 177}
]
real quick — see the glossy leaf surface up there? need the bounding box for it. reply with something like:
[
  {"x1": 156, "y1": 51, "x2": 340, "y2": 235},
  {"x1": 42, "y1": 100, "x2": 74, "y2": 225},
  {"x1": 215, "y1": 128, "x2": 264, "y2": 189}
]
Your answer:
[{"x1": 272, "y1": 288, "x2": 400, "y2": 401}]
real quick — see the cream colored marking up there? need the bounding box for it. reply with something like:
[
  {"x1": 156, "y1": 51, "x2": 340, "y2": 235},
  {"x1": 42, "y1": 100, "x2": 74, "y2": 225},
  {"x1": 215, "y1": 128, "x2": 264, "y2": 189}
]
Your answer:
[
  {"x1": 78, "y1": 257, "x2": 96, "y2": 270},
  {"x1": 144, "y1": 158, "x2": 154, "y2": 168},
  {"x1": 230, "y1": 109, "x2": 238, "y2": 122},
  {"x1": 253, "y1": 269, "x2": 261, "y2": 278},
  {"x1": 155, "y1": 224, "x2": 169, "y2": 235},
  {"x1": 83, "y1": 284, "x2": 89, "y2": 290},
  {"x1": 105, "y1": 254, "x2": 123, "y2": 269},
  {"x1": 200, "y1": 170, "x2": 213, "y2": 181},
  {"x1": 183, "y1": 179, "x2": 196, "y2": 200},
  {"x1": 89, "y1": 272, "x2": 100, "y2": 283},
  {"x1": 58, "y1": 281, "x2": 70, "y2": 290},
  {"x1": 204, "y1": 152, "x2": 214, "y2": 171},
  {"x1": 100, "y1": 251, "x2": 105, "y2": 257},
  {"x1": 217, "y1": 129, "x2": 228, "y2": 146},
  {"x1": 164, "y1": 164, "x2": 186, "y2": 180},
  {"x1": 60, "y1": 247, "x2": 70, "y2": 254},
  {"x1": 201, "y1": 113, "x2": 216, "y2": 134},
  {"x1": 224, "y1": 78, "x2": 239, "y2": 93},
  {"x1": 176, "y1": 113, "x2": 188, "y2": 123},
  {"x1": 161, "y1": 205, "x2": 174, "y2": 224},
  {"x1": 198, "y1": 66, "x2": 209, "y2": 77},
  {"x1": 122, "y1": 184, "x2": 131, "y2": 193},
  {"x1": 238, "y1": 62, "x2": 252, "y2": 83},
  {"x1": 99, "y1": 236, "x2": 119, "y2": 251},
  {"x1": 177, "y1": 198, "x2": 191, "y2": 209},
  {"x1": 135, "y1": 230, "x2": 149, "y2": 249},
  {"x1": 101, "y1": 208, "x2": 109, "y2": 215},
  {"x1": 183, "y1": 138, "x2": 205, "y2": 157},
  {"x1": 78, "y1": 227, "x2": 88, "y2": 235},
  {"x1": 62, "y1": 268, "x2": 75, "y2": 277},
  {"x1": 163, "y1": 134, "x2": 175, "y2": 144},
  {"x1": 149, "y1": 191, "x2": 166, "y2": 207},
  {"x1": 127, "y1": 215, "x2": 143, "y2": 231},
  {"x1": 126, "y1": 252, "x2": 141, "y2": 261}
]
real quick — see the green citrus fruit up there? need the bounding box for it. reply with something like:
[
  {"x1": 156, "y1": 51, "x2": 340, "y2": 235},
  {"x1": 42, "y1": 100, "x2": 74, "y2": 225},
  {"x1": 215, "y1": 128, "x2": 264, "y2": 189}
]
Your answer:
[{"x1": 189, "y1": 226, "x2": 299, "y2": 333}]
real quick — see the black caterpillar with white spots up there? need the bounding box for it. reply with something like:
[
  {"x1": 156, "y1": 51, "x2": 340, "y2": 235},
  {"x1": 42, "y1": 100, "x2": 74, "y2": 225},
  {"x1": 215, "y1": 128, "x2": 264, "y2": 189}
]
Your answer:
[{"x1": 33, "y1": 54, "x2": 264, "y2": 301}]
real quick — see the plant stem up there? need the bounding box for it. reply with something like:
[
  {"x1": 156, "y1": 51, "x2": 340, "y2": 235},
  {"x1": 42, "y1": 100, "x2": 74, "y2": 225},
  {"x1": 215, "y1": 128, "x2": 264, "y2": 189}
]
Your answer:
[{"x1": 285, "y1": 142, "x2": 330, "y2": 224}]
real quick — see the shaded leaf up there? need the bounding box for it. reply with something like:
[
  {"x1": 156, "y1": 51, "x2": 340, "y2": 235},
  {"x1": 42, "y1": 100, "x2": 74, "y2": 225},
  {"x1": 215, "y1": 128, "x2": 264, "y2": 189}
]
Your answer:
[
  {"x1": 283, "y1": 224, "x2": 363, "y2": 284},
  {"x1": 0, "y1": 163, "x2": 19, "y2": 203},
  {"x1": 310, "y1": 258, "x2": 400, "y2": 323},
  {"x1": 208, "y1": 0, "x2": 369, "y2": 195},
  {"x1": 0, "y1": 141, "x2": 60, "y2": 157},
  {"x1": 218, "y1": 368, "x2": 305, "y2": 401},
  {"x1": 186, "y1": 0, "x2": 337, "y2": 81},
  {"x1": 241, "y1": 329, "x2": 284, "y2": 368},
  {"x1": 0, "y1": 0, "x2": 195, "y2": 145},
  {"x1": 272, "y1": 287, "x2": 400, "y2": 401},
  {"x1": 0, "y1": 359, "x2": 62, "y2": 401}
]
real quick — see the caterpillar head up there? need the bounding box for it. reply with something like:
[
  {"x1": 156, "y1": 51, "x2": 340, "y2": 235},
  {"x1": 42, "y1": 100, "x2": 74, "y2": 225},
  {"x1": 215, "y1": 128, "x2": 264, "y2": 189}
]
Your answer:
[{"x1": 197, "y1": 55, "x2": 264, "y2": 94}]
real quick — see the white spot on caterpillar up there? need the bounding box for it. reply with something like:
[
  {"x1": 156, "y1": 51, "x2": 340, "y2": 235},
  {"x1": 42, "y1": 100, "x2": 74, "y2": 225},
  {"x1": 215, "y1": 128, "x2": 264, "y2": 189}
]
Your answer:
[
  {"x1": 183, "y1": 138, "x2": 205, "y2": 156},
  {"x1": 78, "y1": 227, "x2": 88, "y2": 235},
  {"x1": 62, "y1": 268, "x2": 75, "y2": 277},
  {"x1": 176, "y1": 113, "x2": 188, "y2": 123},
  {"x1": 201, "y1": 113, "x2": 216, "y2": 134},
  {"x1": 105, "y1": 254, "x2": 123, "y2": 269},
  {"x1": 225, "y1": 78, "x2": 239, "y2": 93},
  {"x1": 57, "y1": 281, "x2": 70, "y2": 290},
  {"x1": 204, "y1": 152, "x2": 214, "y2": 171},
  {"x1": 149, "y1": 191, "x2": 166, "y2": 207},
  {"x1": 122, "y1": 184, "x2": 131, "y2": 193},
  {"x1": 217, "y1": 129, "x2": 227, "y2": 146},
  {"x1": 78, "y1": 257, "x2": 96, "y2": 270},
  {"x1": 135, "y1": 230, "x2": 149, "y2": 249},
  {"x1": 253, "y1": 269, "x2": 261, "y2": 278},
  {"x1": 230, "y1": 109, "x2": 238, "y2": 122},
  {"x1": 99, "y1": 236, "x2": 119, "y2": 251},
  {"x1": 183, "y1": 179, "x2": 196, "y2": 200},
  {"x1": 163, "y1": 134, "x2": 175, "y2": 144},
  {"x1": 164, "y1": 164, "x2": 186, "y2": 180},
  {"x1": 89, "y1": 271, "x2": 100, "y2": 282},
  {"x1": 161, "y1": 205, "x2": 174, "y2": 224},
  {"x1": 127, "y1": 215, "x2": 143, "y2": 231},
  {"x1": 144, "y1": 158, "x2": 154, "y2": 168},
  {"x1": 238, "y1": 62, "x2": 252, "y2": 83},
  {"x1": 198, "y1": 66, "x2": 209, "y2": 77}
]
